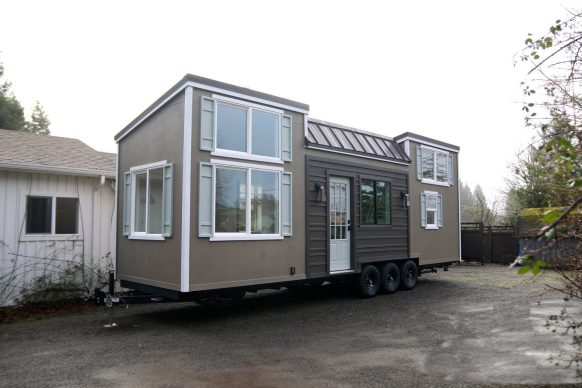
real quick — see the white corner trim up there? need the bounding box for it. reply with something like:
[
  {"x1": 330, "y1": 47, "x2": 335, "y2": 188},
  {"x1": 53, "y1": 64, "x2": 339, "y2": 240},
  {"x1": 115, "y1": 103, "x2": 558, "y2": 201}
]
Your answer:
[
  {"x1": 129, "y1": 160, "x2": 169, "y2": 172},
  {"x1": 210, "y1": 150, "x2": 283, "y2": 165},
  {"x1": 457, "y1": 153, "x2": 462, "y2": 261},
  {"x1": 403, "y1": 140, "x2": 410, "y2": 157},
  {"x1": 181, "y1": 86, "x2": 193, "y2": 292},
  {"x1": 397, "y1": 136, "x2": 459, "y2": 153},
  {"x1": 209, "y1": 158, "x2": 284, "y2": 172},
  {"x1": 128, "y1": 234, "x2": 165, "y2": 241},
  {"x1": 211, "y1": 94, "x2": 284, "y2": 113}
]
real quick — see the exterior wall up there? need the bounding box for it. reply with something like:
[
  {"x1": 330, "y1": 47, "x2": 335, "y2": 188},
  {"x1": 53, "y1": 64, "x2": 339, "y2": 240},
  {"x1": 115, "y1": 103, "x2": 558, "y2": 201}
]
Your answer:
[
  {"x1": 188, "y1": 88, "x2": 307, "y2": 291},
  {"x1": 0, "y1": 170, "x2": 115, "y2": 306},
  {"x1": 406, "y1": 140, "x2": 460, "y2": 265},
  {"x1": 116, "y1": 93, "x2": 185, "y2": 290},
  {"x1": 305, "y1": 151, "x2": 410, "y2": 277}
]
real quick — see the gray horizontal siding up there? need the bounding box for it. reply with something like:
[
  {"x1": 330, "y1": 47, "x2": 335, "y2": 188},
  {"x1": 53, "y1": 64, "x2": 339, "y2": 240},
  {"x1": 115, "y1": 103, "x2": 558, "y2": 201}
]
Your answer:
[{"x1": 306, "y1": 156, "x2": 409, "y2": 278}]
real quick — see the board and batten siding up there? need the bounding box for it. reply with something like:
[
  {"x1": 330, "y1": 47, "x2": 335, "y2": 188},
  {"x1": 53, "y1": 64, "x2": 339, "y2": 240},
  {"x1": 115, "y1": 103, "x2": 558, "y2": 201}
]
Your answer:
[
  {"x1": 306, "y1": 156, "x2": 409, "y2": 278},
  {"x1": 0, "y1": 170, "x2": 115, "y2": 306}
]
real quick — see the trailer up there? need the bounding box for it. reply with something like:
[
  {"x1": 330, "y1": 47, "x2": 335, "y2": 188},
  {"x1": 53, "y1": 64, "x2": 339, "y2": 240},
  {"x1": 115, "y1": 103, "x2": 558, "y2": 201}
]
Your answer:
[{"x1": 112, "y1": 74, "x2": 460, "y2": 301}]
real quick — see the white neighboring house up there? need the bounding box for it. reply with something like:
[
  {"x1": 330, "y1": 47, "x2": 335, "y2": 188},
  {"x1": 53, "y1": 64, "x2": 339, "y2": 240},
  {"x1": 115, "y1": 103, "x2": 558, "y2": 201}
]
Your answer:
[{"x1": 0, "y1": 129, "x2": 116, "y2": 306}]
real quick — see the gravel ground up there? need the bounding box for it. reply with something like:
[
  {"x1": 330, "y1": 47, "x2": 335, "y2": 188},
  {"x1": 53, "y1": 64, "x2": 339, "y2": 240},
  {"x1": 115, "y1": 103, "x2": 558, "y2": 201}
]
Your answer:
[{"x1": 0, "y1": 263, "x2": 581, "y2": 387}]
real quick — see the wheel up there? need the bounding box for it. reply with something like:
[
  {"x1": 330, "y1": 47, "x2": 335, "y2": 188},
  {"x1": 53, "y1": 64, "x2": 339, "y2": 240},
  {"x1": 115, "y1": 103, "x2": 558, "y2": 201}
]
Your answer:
[
  {"x1": 355, "y1": 265, "x2": 381, "y2": 298},
  {"x1": 400, "y1": 260, "x2": 418, "y2": 290},
  {"x1": 380, "y1": 262, "x2": 401, "y2": 294}
]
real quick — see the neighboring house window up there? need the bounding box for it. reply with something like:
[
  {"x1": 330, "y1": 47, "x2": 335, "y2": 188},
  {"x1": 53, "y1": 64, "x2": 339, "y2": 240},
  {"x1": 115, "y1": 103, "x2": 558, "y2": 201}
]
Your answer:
[
  {"x1": 198, "y1": 160, "x2": 293, "y2": 240},
  {"x1": 26, "y1": 196, "x2": 78, "y2": 235},
  {"x1": 417, "y1": 145, "x2": 453, "y2": 185},
  {"x1": 361, "y1": 179, "x2": 391, "y2": 225},
  {"x1": 421, "y1": 191, "x2": 443, "y2": 229},
  {"x1": 200, "y1": 96, "x2": 293, "y2": 163},
  {"x1": 123, "y1": 161, "x2": 174, "y2": 240}
]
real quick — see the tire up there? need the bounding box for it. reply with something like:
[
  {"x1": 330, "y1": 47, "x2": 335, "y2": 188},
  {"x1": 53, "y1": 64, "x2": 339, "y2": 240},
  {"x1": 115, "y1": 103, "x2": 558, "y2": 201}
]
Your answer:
[
  {"x1": 400, "y1": 260, "x2": 418, "y2": 290},
  {"x1": 380, "y1": 262, "x2": 401, "y2": 294},
  {"x1": 355, "y1": 265, "x2": 381, "y2": 298}
]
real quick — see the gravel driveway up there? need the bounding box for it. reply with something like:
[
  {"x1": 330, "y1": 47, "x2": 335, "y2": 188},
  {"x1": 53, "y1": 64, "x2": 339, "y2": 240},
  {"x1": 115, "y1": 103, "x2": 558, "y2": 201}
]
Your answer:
[{"x1": 1, "y1": 264, "x2": 580, "y2": 387}]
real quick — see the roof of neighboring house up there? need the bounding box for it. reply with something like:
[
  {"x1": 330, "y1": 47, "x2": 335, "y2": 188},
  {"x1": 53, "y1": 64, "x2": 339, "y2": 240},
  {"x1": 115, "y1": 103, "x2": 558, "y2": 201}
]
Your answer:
[
  {"x1": 0, "y1": 129, "x2": 116, "y2": 178},
  {"x1": 306, "y1": 118, "x2": 411, "y2": 164},
  {"x1": 115, "y1": 73, "x2": 310, "y2": 142},
  {"x1": 394, "y1": 131, "x2": 460, "y2": 152}
]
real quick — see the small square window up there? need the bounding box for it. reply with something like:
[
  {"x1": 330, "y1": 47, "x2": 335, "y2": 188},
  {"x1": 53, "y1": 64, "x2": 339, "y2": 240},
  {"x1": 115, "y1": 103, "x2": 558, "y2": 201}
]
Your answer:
[{"x1": 25, "y1": 196, "x2": 79, "y2": 235}]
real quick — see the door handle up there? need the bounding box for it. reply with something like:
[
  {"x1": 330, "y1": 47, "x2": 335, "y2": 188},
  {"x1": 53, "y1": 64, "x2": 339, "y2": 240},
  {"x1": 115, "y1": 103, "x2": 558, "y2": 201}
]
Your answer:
[{"x1": 347, "y1": 219, "x2": 352, "y2": 231}]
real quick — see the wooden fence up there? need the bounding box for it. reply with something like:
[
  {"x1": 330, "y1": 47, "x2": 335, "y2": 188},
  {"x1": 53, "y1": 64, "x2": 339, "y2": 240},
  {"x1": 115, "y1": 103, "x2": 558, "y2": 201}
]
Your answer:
[{"x1": 461, "y1": 223, "x2": 519, "y2": 264}]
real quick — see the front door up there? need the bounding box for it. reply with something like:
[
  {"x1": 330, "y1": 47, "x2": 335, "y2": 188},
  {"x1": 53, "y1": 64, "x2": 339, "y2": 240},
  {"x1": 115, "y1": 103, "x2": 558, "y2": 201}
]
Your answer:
[{"x1": 329, "y1": 176, "x2": 351, "y2": 272}]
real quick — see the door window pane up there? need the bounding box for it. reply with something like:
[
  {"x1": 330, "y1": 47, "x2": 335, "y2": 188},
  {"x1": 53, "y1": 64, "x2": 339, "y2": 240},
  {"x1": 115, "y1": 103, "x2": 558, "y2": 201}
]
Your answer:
[
  {"x1": 361, "y1": 180, "x2": 374, "y2": 224},
  {"x1": 55, "y1": 198, "x2": 78, "y2": 234},
  {"x1": 216, "y1": 168, "x2": 247, "y2": 233},
  {"x1": 376, "y1": 181, "x2": 390, "y2": 225},
  {"x1": 251, "y1": 171, "x2": 279, "y2": 234},
  {"x1": 148, "y1": 168, "x2": 163, "y2": 234},
  {"x1": 217, "y1": 103, "x2": 247, "y2": 152},
  {"x1": 252, "y1": 110, "x2": 279, "y2": 158},
  {"x1": 26, "y1": 196, "x2": 52, "y2": 234},
  {"x1": 134, "y1": 172, "x2": 147, "y2": 232}
]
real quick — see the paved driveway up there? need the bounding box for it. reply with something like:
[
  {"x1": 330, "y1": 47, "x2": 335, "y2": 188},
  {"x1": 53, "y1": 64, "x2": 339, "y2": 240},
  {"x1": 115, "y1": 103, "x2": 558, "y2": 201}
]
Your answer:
[{"x1": 0, "y1": 264, "x2": 580, "y2": 387}]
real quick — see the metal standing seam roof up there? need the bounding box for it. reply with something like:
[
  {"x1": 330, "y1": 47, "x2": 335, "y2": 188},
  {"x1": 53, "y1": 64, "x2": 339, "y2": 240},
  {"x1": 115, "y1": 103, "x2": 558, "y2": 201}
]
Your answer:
[
  {"x1": 0, "y1": 129, "x2": 116, "y2": 177},
  {"x1": 306, "y1": 119, "x2": 411, "y2": 164}
]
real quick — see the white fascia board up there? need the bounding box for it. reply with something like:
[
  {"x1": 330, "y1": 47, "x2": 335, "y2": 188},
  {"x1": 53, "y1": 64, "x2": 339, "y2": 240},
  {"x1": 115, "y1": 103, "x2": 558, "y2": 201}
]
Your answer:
[
  {"x1": 0, "y1": 163, "x2": 115, "y2": 178},
  {"x1": 129, "y1": 160, "x2": 169, "y2": 172},
  {"x1": 181, "y1": 86, "x2": 193, "y2": 292},
  {"x1": 116, "y1": 80, "x2": 309, "y2": 143},
  {"x1": 306, "y1": 145, "x2": 411, "y2": 166},
  {"x1": 396, "y1": 136, "x2": 459, "y2": 153}
]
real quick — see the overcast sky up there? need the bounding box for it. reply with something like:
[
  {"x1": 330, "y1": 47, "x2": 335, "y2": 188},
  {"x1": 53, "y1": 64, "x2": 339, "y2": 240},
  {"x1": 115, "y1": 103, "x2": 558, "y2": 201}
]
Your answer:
[{"x1": 1, "y1": 0, "x2": 578, "y2": 205}]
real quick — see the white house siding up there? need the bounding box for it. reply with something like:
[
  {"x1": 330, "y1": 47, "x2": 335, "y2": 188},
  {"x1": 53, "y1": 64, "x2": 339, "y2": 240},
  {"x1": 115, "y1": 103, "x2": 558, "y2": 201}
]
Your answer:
[{"x1": 0, "y1": 170, "x2": 116, "y2": 305}]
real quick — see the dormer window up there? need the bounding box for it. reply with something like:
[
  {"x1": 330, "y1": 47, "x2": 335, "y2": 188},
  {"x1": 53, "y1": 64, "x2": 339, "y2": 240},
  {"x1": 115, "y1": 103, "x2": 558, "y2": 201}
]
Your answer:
[
  {"x1": 416, "y1": 145, "x2": 454, "y2": 186},
  {"x1": 200, "y1": 95, "x2": 292, "y2": 164}
]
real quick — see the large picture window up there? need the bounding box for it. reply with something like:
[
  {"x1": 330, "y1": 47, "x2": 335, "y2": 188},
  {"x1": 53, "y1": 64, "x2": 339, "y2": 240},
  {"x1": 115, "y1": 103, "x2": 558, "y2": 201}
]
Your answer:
[
  {"x1": 26, "y1": 195, "x2": 79, "y2": 235},
  {"x1": 124, "y1": 161, "x2": 174, "y2": 240},
  {"x1": 215, "y1": 167, "x2": 279, "y2": 237},
  {"x1": 361, "y1": 180, "x2": 391, "y2": 225},
  {"x1": 215, "y1": 101, "x2": 281, "y2": 160},
  {"x1": 420, "y1": 146, "x2": 451, "y2": 185}
]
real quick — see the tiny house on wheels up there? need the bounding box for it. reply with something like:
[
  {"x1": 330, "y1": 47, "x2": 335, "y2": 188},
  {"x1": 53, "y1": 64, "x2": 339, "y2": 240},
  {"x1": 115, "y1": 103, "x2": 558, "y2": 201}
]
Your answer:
[{"x1": 114, "y1": 74, "x2": 460, "y2": 300}]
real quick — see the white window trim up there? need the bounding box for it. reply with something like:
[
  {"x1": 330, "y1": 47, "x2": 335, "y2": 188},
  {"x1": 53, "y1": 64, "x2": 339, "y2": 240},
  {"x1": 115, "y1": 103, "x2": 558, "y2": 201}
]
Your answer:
[
  {"x1": 212, "y1": 96, "x2": 283, "y2": 163},
  {"x1": 129, "y1": 160, "x2": 170, "y2": 241},
  {"x1": 211, "y1": 160, "x2": 284, "y2": 241},
  {"x1": 21, "y1": 191, "x2": 81, "y2": 241},
  {"x1": 420, "y1": 145, "x2": 450, "y2": 186},
  {"x1": 424, "y1": 190, "x2": 439, "y2": 230}
]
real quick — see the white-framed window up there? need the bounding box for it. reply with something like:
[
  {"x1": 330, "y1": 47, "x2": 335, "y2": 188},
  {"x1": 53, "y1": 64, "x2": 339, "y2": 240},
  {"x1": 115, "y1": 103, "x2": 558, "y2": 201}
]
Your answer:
[
  {"x1": 200, "y1": 95, "x2": 293, "y2": 164},
  {"x1": 24, "y1": 194, "x2": 79, "y2": 236},
  {"x1": 198, "y1": 159, "x2": 292, "y2": 241},
  {"x1": 421, "y1": 191, "x2": 443, "y2": 230},
  {"x1": 417, "y1": 145, "x2": 453, "y2": 186},
  {"x1": 123, "y1": 160, "x2": 173, "y2": 240}
]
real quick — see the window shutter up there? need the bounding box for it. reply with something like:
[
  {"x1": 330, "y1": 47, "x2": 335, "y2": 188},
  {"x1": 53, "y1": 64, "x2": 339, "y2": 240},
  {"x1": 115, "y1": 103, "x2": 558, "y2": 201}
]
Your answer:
[
  {"x1": 420, "y1": 192, "x2": 427, "y2": 227},
  {"x1": 123, "y1": 172, "x2": 131, "y2": 236},
  {"x1": 162, "y1": 164, "x2": 173, "y2": 237},
  {"x1": 416, "y1": 145, "x2": 422, "y2": 180},
  {"x1": 200, "y1": 97, "x2": 215, "y2": 151},
  {"x1": 437, "y1": 194, "x2": 443, "y2": 227},
  {"x1": 199, "y1": 163, "x2": 213, "y2": 237},
  {"x1": 282, "y1": 172, "x2": 292, "y2": 236},
  {"x1": 448, "y1": 154, "x2": 454, "y2": 185},
  {"x1": 282, "y1": 115, "x2": 292, "y2": 162}
]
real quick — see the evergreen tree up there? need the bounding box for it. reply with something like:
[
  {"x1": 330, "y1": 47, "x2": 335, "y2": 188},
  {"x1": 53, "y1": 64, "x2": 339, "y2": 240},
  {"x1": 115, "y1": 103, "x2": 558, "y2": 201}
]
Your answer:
[
  {"x1": 0, "y1": 61, "x2": 26, "y2": 130},
  {"x1": 24, "y1": 102, "x2": 51, "y2": 134}
]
